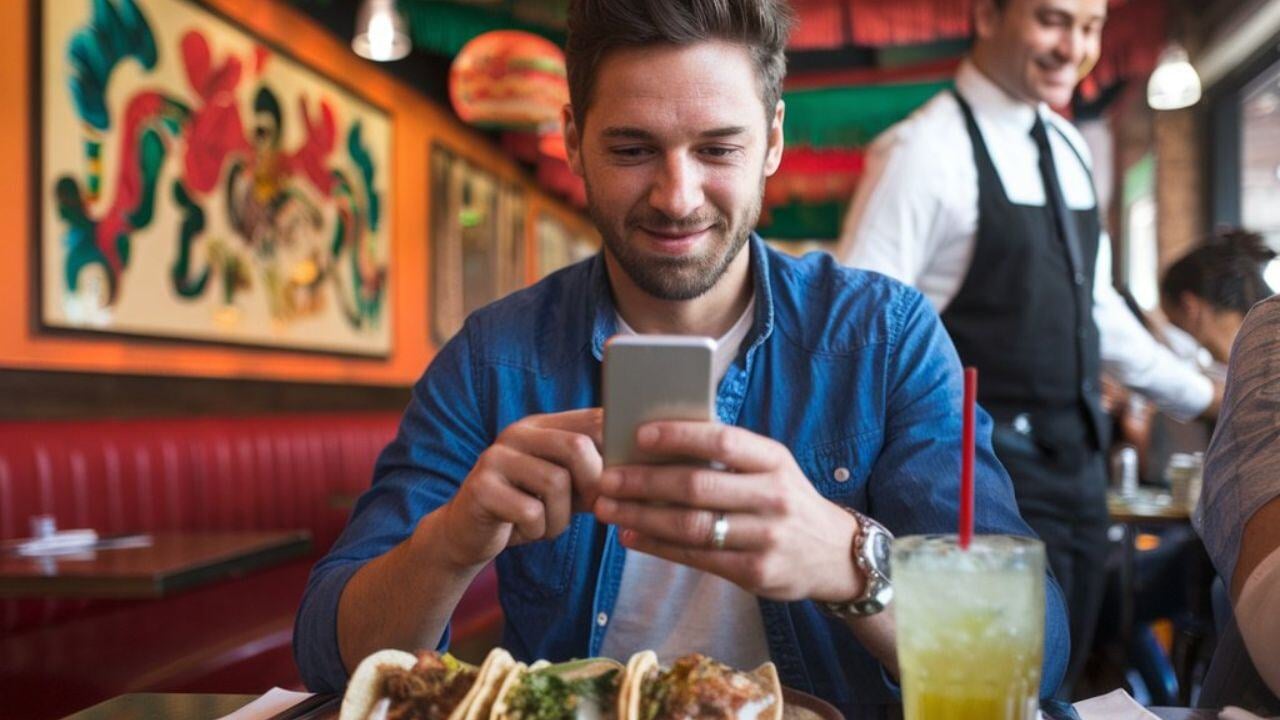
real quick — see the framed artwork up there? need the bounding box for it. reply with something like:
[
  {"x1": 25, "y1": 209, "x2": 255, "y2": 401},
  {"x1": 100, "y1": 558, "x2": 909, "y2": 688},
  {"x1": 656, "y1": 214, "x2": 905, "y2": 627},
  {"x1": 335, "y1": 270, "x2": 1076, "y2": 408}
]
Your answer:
[
  {"x1": 536, "y1": 211, "x2": 596, "y2": 279},
  {"x1": 429, "y1": 144, "x2": 525, "y2": 347},
  {"x1": 37, "y1": 0, "x2": 393, "y2": 356}
]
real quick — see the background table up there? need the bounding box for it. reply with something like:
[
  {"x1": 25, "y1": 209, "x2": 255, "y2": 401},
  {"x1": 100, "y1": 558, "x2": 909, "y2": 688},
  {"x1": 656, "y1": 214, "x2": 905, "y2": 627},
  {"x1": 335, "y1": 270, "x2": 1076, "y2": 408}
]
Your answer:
[
  {"x1": 0, "y1": 530, "x2": 312, "y2": 598},
  {"x1": 61, "y1": 693, "x2": 258, "y2": 720}
]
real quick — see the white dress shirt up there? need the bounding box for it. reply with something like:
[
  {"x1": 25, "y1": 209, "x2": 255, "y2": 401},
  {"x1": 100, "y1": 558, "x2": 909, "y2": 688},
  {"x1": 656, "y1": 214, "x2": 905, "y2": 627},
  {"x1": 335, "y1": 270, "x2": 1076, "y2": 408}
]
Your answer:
[{"x1": 837, "y1": 59, "x2": 1212, "y2": 421}]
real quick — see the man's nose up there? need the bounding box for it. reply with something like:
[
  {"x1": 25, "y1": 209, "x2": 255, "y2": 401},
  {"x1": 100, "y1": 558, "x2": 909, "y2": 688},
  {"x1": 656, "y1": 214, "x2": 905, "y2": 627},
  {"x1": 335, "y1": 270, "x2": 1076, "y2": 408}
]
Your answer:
[
  {"x1": 648, "y1": 153, "x2": 705, "y2": 221},
  {"x1": 1055, "y1": 26, "x2": 1087, "y2": 66}
]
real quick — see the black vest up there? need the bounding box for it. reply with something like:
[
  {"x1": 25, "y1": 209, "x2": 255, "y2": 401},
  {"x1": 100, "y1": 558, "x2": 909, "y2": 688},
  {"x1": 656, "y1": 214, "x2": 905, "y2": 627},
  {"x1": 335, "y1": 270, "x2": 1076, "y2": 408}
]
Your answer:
[{"x1": 940, "y1": 91, "x2": 1108, "y2": 456}]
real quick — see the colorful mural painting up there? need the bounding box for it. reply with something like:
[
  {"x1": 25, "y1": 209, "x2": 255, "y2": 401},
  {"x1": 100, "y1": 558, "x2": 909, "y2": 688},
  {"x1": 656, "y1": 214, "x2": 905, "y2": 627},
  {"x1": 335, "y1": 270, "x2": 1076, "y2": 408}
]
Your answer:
[{"x1": 39, "y1": 0, "x2": 392, "y2": 356}]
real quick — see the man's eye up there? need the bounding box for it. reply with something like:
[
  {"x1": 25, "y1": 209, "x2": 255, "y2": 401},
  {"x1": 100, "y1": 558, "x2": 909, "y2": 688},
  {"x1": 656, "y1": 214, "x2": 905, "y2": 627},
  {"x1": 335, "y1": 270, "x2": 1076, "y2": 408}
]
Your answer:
[
  {"x1": 701, "y1": 146, "x2": 740, "y2": 158},
  {"x1": 1036, "y1": 12, "x2": 1070, "y2": 28},
  {"x1": 609, "y1": 147, "x2": 652, "y2": 159}
]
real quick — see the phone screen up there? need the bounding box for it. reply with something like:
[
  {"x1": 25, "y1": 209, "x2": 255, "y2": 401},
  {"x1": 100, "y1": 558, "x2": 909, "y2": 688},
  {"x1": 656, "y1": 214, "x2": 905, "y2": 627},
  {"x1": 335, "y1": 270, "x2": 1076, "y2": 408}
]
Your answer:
[{"x1": 602, "y1": 335, "x2": 716, "y2": 467}]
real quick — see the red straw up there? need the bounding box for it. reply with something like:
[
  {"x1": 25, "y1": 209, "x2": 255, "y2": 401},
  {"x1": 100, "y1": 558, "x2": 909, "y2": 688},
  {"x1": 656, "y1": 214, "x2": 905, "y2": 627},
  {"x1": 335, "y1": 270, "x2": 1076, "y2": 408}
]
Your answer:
[{"x1": 959, "y1": 367, "x2": 977, "y2": 550}]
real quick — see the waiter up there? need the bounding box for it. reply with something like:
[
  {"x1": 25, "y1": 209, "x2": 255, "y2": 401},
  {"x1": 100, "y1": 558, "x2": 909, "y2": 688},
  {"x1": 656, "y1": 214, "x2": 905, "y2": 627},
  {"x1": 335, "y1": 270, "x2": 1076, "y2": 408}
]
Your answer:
[{"x1": 837, "y1": 0, "x2": 1221, "y2": 695}]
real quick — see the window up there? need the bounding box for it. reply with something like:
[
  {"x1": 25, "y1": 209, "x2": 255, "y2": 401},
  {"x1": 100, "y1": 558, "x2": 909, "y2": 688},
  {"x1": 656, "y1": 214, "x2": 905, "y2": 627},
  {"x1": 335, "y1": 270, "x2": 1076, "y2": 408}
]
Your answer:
[{"x1": 1240, "y1": 55, "x2": 1280, "y2": 287}]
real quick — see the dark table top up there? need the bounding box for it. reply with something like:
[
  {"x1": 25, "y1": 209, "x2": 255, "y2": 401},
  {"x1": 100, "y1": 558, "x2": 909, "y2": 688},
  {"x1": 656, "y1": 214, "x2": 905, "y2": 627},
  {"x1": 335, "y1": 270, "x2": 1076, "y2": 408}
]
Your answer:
[
  {"x1": 58, "y1": 692, "x2": 1222, "y2": 720},
  {"x1": 61, "y1": 693, "x2": 259, "y2": 720},
  {"x1": 0, "y1": 530, "x2": 311, "y2": 598}
]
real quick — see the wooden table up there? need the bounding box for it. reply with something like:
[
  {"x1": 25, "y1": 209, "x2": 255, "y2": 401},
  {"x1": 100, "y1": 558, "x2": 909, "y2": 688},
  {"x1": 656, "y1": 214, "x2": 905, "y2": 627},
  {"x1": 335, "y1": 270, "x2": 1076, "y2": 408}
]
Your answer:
[
  {"x1": 0, "y1": 531, "x2": 312, "y2": 598},
  {"x1": 1108, "y1": 488, "x2": 1193, "y2": 525},
  {"x1": 61, "y1": 693, "x2": 259, "y2": 720},
  {"x1": 1109, "y1": 489, "x2": 1201, "y2": 704},
  {"x1": 59, "y1": 692, "x2": 1219, "y2": 720}
]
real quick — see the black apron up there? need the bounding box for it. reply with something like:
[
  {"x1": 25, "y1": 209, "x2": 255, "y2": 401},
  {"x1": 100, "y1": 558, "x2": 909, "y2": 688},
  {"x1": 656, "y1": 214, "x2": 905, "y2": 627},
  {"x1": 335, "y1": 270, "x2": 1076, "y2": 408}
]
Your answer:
[{"x1": 941, "y1": 90, "x2": 1110, "y2": 695}]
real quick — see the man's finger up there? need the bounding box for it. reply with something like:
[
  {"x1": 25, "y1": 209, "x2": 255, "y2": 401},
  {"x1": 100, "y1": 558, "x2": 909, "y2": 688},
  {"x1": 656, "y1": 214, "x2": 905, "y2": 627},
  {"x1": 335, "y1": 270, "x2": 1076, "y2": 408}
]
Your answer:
[
  {"x1": 471, "y1": 468, "x2": 546, "y2": 541},
  {"x1": 598, "y1": 466, "x2": 780, "y2": 514},
  {"x1": 489, "y1": 446, "x2": 573, "y2": 538},
  {"x1": 498, "y1": 425, "x2": 604, "y2": 511},
  {"x1": 596, "y1": 500, "x2": 773, "y2": 551},
  {"x1": 527, "y1": 408, "x2": 604, "y2": 448},
  {"x1": 636, "y1": 422, "x2": 783, "y2": 473},
  {"x1": 619, "y1": 529, "x2": 757, "y2": 585}
]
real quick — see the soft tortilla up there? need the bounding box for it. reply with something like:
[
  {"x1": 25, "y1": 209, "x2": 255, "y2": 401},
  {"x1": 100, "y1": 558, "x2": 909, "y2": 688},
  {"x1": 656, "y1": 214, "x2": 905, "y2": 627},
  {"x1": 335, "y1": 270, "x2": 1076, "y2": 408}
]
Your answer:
[
  {"x1": 622, "y1": 652, "x2": 784, "y2": 720},
  {"x1": 338, "y1": 649, "x2": 484, "y2": 720},
  {"x1": 339, "y1": 649, "x2": 417, "y2": 720}
]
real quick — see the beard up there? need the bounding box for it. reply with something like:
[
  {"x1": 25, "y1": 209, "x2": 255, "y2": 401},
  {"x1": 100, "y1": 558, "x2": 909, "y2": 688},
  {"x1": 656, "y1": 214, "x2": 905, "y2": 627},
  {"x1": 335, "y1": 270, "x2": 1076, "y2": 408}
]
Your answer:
[{"x1": 586, "y1": 176, "x2": 764, "y2": 302}]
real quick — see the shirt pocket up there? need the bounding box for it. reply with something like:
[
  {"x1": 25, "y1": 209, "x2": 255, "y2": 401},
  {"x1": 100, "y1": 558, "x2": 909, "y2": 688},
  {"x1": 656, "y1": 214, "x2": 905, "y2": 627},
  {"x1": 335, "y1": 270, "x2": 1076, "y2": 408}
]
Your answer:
[
  {"x1": 793, "y1": 429, "x2": 883, "y2": 506},
  {"x1": 497, "y1": 515, "x2": 583, "y2": 600}
]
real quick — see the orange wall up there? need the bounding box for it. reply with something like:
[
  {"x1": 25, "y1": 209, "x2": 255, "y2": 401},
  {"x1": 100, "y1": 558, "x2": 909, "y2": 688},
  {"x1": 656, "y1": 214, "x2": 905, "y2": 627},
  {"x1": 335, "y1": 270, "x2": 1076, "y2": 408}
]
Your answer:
[{"x1": 0, "y1": 0, "x2": 592, "y2": 386}]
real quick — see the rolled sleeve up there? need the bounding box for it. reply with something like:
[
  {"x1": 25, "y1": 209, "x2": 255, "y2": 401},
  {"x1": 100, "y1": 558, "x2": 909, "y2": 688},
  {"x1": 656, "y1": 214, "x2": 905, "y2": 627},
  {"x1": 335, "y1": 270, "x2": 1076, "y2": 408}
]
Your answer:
[
  {"x1": 293, "y1": 325, "x2": 487, "y2": 690},
  {"x1": 870, "y1": 289, "x2": 1071, "y2": 698},
  {"x1": 1094, "y1": 237, "x2": 1212, "y2": 421}
]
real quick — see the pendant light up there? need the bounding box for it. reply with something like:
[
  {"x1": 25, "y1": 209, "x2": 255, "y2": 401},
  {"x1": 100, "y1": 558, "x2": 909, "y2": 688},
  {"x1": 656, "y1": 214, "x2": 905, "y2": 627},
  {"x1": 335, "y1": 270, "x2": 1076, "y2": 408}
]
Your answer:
[
  {"x1": 352, "y1": 0, "x2": 411, "y2": 62},
  {"x1": 1147, "y1": 43, "x2": 1202, "y2": 110}
]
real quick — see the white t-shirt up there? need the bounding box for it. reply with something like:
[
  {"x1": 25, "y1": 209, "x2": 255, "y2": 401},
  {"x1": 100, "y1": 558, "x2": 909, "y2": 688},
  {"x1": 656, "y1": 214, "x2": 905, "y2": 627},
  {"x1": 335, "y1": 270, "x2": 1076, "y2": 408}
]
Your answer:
[{"x1": 598, "y1": 296, "x2": 772, "y2": 669}]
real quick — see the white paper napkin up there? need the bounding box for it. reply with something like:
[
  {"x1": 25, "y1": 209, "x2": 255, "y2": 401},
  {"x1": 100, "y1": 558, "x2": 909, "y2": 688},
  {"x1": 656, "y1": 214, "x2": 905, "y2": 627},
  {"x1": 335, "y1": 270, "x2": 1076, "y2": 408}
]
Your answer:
[
  {"x1": 216, "y1": 687, "x2": 314, "y2": 720},
  {"x1": 14, "y1": 529, "x2": 99, "y2": 556},
  {"x1": 1073, "y1": 690, "x2": 1161, "y2": 719}
]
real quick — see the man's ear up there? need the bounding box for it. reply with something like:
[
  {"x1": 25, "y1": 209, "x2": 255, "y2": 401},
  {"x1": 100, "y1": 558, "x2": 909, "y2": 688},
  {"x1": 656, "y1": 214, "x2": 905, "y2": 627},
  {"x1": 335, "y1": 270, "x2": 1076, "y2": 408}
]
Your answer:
[
  {"x1": 764, "y1": 99, "x2": 785, "y2": 177},
  {"x1": 562, "y1": 104, "x2": 584, "y2": 178},
  {"x1": 1180, "y1": 291, "x2": 1206, "y2": 328},
  {"x1": 972, "y1": 0, "x2": 1003, "y2": 42}
]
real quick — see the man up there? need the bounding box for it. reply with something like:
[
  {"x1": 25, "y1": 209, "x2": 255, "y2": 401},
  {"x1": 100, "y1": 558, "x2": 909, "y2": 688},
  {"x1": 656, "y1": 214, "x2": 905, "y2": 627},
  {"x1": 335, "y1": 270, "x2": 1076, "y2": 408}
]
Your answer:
[
  {"x1": 296, "y1": 1, "x2": 1069, "y2": 716},
  {"x1": 1196, "y1": 294, "x2": 1280, "y2": 713},
  {"x1": 837, "y1": 0, "x2": 1221, "y2": 694}
]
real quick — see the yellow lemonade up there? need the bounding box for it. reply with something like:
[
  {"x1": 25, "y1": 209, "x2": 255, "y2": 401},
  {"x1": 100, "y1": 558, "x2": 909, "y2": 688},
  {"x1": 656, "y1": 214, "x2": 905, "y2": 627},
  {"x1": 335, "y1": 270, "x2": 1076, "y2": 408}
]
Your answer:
[{"x1": 894, "y1": 535, "x2": 1045, "y2": 720}]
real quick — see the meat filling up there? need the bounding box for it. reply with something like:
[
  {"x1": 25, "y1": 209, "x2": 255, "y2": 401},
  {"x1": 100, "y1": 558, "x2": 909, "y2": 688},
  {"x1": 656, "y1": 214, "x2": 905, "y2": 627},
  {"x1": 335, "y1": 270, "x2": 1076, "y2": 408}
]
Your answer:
[
  {"x1": 640, "y1": 654, "x2": 774, "y2": 720},
  {"x1": 380, "y1": 652, "x2": 479, "y2": 720}
]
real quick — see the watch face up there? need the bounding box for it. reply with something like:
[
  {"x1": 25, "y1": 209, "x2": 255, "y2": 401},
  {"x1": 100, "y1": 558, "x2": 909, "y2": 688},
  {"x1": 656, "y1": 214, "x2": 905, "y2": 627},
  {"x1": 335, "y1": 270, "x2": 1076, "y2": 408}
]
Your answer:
[{"x1": 868, "y1": 530, "x2": 892, "y2": 577}]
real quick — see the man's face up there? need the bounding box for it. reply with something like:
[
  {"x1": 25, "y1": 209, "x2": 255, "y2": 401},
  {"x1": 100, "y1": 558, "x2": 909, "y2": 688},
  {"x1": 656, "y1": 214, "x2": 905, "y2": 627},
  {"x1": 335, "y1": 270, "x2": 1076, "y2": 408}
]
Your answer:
[
  {"x1": 563, "y1": 41, "x2": 784, "y2": 301},
  {"x1": 975, "y1": 0, "x2": 1107, "y2": 108}
]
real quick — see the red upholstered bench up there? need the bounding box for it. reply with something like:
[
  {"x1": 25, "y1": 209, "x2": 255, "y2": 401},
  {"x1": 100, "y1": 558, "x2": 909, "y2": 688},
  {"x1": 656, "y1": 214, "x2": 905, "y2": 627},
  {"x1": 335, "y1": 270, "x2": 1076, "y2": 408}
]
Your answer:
[{"x1": 0, "y1": 413, "x2": 501, "y2": 720}]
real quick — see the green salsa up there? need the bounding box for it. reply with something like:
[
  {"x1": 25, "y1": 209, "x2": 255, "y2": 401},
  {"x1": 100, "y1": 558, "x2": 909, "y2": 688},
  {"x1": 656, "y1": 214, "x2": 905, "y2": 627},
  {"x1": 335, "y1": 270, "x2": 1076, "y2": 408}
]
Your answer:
[{"x1": 504, "y1": 668, "x2": 619, "y2": 720}]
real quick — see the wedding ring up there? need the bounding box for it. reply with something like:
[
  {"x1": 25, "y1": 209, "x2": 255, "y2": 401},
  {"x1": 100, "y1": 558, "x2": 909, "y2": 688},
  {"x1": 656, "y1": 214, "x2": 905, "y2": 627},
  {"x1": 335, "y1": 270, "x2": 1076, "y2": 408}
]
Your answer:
[{"x1": 711, "y1": 512, "x2": 729, "y2": 550}]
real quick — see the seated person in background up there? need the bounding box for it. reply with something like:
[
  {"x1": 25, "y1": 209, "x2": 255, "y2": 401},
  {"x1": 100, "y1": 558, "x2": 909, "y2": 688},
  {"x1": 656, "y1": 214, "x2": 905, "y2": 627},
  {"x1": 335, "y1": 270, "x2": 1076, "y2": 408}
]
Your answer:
[
  {"x1": 1196, "y1": 293, "x2": 1280, "y2": 705},
  {"x1": 293, "y1": 1, "x2": 1069, "y2": 715},
  {"x1": 1160, "y1": 229, "x2": 1277, "y2": 371}
]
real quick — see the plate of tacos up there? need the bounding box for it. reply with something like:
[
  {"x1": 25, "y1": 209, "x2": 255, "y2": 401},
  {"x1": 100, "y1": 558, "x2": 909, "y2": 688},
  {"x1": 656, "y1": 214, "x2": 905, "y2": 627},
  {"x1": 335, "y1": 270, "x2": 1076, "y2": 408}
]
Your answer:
[{"x1": 333, "y1": 647, "x2": 839, "y2": 720}]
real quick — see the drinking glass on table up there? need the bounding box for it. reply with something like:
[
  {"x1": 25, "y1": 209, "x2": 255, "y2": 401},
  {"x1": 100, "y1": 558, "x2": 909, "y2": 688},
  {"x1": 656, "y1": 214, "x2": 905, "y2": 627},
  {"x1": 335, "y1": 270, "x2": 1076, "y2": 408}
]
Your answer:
[{"x1": 894, "y1": 534, "x2": 1046, "y2": 720}]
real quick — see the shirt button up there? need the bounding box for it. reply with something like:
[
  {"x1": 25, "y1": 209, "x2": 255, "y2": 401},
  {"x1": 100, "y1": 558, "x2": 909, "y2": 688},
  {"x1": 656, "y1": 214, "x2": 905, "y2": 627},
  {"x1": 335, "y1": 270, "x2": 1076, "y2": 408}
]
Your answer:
[
  {"x1": 1013, "y1": 414, "x2": 1032, "y2": 435},
  {"x1": 1082, "y1": 380, "x2": 1094, "y2": 393},
  {"x1": 596, "y1": 612, "x2": 608, "y2": 627},
  {"x1": 833, "y1": 467, "x2": 851, "y2": 483},
  {"x1": 1073, "y1": 272, "x2": 1086, "y2": 286}
]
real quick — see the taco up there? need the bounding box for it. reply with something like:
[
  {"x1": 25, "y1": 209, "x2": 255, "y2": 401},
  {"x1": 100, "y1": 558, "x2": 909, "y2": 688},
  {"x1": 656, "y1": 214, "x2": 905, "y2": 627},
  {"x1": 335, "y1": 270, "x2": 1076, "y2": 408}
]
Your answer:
[
  {"x1": 621, "y1": 652, "x2": 783, "y2": 720},
  {"x1": 489, "y1": 657, "x2": 625, "y2": 720},
  {"x1": 339, "y1": 648, "x2": 515, "y2": 720}
]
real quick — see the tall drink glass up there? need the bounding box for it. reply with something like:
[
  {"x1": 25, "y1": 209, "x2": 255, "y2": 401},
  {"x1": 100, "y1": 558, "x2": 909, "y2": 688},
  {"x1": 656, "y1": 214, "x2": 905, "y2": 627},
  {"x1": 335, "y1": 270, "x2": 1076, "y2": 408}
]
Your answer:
[{"x1": 893, "y1": 535, "x2": 1045, "y2": 720}]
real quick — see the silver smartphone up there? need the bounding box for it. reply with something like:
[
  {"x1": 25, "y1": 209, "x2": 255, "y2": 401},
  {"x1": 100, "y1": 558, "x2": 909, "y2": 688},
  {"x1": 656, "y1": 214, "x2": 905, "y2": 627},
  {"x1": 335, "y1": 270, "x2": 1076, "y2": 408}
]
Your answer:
[{"x1": 603, "y1": 335, "x2": 716, "y2": 467}]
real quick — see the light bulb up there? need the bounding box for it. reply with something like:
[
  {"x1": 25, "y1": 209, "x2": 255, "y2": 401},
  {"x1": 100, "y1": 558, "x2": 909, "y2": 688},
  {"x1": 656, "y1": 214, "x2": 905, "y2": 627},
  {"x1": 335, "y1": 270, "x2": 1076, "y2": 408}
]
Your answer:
[{"x1": 1147, "y1": 43, "x2": 1202, "y2": 110}]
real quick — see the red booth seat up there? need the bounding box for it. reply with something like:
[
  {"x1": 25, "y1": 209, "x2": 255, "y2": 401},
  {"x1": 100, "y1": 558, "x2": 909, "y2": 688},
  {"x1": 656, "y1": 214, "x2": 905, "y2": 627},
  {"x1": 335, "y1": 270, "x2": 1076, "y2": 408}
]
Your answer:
[{"x1": 0, "y1": 413, "x2": 501, "y2": 720}]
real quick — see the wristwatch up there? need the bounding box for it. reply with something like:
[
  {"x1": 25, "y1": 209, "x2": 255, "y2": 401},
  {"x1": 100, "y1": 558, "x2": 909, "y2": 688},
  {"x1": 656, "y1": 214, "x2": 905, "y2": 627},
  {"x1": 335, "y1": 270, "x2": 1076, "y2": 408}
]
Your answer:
[{"x1": 820, "y1": 508, "x2": 894, "y2": 618}]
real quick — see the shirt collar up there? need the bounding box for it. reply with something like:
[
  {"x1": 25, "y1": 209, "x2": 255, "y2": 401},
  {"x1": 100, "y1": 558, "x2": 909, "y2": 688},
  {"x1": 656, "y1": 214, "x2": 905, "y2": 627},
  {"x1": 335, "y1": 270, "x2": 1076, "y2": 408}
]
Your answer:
[
  {"x1": 588, "y1": 233, "x2": 775, "y2": 360},
  {"x1": 955, "y1": 58, "x2": 1048, "y2": 134}
]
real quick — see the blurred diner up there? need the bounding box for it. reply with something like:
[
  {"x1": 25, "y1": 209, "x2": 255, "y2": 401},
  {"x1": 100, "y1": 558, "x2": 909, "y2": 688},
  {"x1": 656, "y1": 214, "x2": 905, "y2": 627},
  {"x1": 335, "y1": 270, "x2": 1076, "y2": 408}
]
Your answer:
[{"x1": 2, "y1": 0, "x2": 1279, "y2": 719}]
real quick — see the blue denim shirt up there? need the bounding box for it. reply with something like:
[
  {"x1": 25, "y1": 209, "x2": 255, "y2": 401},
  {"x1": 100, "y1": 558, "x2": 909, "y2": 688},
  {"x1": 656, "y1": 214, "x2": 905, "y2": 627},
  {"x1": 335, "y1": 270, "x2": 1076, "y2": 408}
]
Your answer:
[{"x1": 295, "y1": 235, "x2": 1069, "y2": 718}]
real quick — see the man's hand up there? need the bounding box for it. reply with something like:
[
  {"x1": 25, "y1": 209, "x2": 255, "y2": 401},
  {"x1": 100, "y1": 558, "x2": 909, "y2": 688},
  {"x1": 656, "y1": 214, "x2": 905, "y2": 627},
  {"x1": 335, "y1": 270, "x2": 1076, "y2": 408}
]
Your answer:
[
  {"x1": 593, "y1": 421, "x2": 862, "y2": 602},
  {"x1": 434, "y1": 408, "x2": 604, "y2": 571},
  {"x1": 1201, "y1": 378, "x2": 1225, "y2": 421}
]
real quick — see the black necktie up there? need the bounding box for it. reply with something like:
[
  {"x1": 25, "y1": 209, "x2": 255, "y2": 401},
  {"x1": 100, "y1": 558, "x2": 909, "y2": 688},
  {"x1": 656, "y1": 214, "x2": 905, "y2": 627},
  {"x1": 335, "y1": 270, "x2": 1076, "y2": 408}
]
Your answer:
[{"x1": 1030, "y1": 115, "x2": 1084, "y2": 282}]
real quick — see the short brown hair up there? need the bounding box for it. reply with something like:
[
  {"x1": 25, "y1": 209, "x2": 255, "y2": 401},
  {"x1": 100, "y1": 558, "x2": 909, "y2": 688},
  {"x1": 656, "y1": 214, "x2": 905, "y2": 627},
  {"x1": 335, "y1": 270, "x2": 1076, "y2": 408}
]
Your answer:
[{"x1": 565, "y1": 0, "x2": 795, "y2": 126}]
